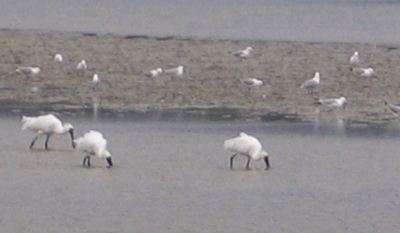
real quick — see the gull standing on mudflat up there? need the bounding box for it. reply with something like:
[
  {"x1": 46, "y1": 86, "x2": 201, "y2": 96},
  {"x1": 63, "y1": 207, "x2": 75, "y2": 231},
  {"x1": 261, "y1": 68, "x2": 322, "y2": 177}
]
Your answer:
[
  {"x1": 164, "y1": 65, "x2": 184, "y2": 76},
  {"x1": 351, "y1": 67, "x2": 375, "y2": 78},
  {"x1": 300, "y1": 72, "x2": 320, "y2": 93},
  {"x1": 234, "y1": 46, "x2": 253, "y2": 59},
  {"x1": 16, "y1": 66, "x2": 41, "y2": 78},
  {"x1": 21, "y1": 114, "x2": 75, "y2": 150},
  {"x1": 76, "y1": 60, "x2": 87, "y2": 76},
  {"x1": 318, "y1": 97, "x2": 347, "y2": 109},
  {"x1": 74, "y1": 130, "x2": 113, "y2": 168},
  {"x1": 144, "y1": 68, "x2": 163, "y2": 78},
  {"x1": 92, "y1": 73, "x2": 100, "y2": 89},
  {"x1": 224, "y1": 132, "x2": 270, "y2": 170},
  {"x1": 384, "y1": 100, "x2": 400, "y2": 116},
  {"x1": 54, "y1": 54, "x2": 63, "y2": 62},
  {"x1": 349, "y1": 51, "x2": 360, "y2": 65},
  {"x1": 240, "y1": 78, "x2": 263, "y2": 92}
]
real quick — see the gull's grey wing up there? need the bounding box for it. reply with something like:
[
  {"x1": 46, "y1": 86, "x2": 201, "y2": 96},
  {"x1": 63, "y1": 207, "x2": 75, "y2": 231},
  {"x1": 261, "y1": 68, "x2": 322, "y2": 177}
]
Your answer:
[{"x1": 301, "y1": 79, "x2": 318, "y2": 88}]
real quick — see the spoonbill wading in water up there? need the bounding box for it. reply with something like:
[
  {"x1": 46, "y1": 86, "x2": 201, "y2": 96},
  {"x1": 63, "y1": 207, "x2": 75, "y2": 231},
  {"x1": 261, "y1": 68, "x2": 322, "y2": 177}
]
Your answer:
[
  {"x1": 73, "y1": 130, "x2": 113, "y2": 168},
  {"x1": 224, "y1": 132, "x2": 270, "y2": 170},
  {"x1": 21, "y1": 114, "x2": 74, "y2": 149}
]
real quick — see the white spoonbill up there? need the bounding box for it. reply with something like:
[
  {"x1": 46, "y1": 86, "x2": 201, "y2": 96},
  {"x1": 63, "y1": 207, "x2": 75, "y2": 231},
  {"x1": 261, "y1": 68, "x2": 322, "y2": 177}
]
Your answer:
[
  {"x1": 21, "y1": 114, "x2": 74, "y2": 149},
  {"x1": 318, "y1": 97, "x2": 347, "y2": 109},
  {"x1": 300, "y1": 72, "x2": 320, "y2": 93},
  {"x1": 164, "y1": 65, "x2": 184, "y2": 76},
  {"x1": 234, "y1": 46, "x2": 253, "y2": 59},
  {"x1": 73, "y1": 130, "x2": 113, "y2": 168},
  {"x1": 54, "y1": 54, "x2": 63, "y2": 62},
  {"x1": 349, "y1": 51, "x2": 360, "y2": 65},
  {"x1": 144, "y1": 68, "x2": 163, "y2": 78},
  {"x1": 224, "y1": 132, "x2": 270, "y2": 170}
]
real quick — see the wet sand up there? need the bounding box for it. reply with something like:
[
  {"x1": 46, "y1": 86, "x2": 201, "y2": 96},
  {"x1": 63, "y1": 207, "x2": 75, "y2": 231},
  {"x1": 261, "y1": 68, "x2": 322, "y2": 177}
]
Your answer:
[{"x1": 1, "y1": 29, "x2": 400, "y2": 124}]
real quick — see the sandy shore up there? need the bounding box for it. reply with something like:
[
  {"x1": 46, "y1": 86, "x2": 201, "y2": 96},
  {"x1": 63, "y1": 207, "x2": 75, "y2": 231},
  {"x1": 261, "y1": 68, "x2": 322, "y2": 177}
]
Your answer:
[{"x1": 1, "y1": 29, "x2": 400, "y2": 124}]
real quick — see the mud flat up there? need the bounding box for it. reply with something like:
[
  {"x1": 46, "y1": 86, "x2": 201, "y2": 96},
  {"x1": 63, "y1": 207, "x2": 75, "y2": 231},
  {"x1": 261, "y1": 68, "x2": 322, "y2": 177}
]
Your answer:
[{"x1": 1, "y1": 29, "x2": 400, "y2": 125}]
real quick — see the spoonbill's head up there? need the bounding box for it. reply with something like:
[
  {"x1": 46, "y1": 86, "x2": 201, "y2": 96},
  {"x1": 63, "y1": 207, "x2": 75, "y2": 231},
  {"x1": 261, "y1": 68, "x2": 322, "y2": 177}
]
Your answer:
[
  {"x1": 103, "y1": 150, "x2": 113, "y2": 168},
  {"x1": 339, "y1": 97, "x2": 348, "y2": 108},
  {"x1": 64, "y1": 123, "x2": 75, "y2": 147},
  {"x1": 261, "y1": 150, "x2": 270, "y2": 170},
  {"x1": 246, "y1": 47, "x2": 253, "y2": 51}
]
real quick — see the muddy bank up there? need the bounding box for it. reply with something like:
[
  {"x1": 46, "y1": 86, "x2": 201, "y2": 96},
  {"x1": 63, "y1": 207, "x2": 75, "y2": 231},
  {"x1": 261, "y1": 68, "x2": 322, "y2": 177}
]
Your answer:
[{"x1": 1, "y1": 30, "x2": 400, "y2": 125}]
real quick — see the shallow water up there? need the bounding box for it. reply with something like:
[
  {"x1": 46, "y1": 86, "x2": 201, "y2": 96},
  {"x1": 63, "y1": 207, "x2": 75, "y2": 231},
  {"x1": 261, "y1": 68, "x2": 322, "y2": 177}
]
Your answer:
[
  {"x1": 1, "y1": 0, "x2": 400, "y2": 44},
  {"x1": 1, "y1": 115, "x2": 400, "y2": 232}
]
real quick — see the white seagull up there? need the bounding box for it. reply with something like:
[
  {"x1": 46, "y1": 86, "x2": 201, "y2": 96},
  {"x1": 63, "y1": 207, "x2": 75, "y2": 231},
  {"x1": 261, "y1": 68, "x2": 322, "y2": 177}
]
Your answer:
[
  {"x1": 300, "y1": 72, "x2": 320, "y2": 93},
  {"x1": 234, "y1": 46, "x2": 253, "y2": 59},
  {"x1": 224, "y1": 132, "x2": 270, "y2": 170},
  {"x1": 349, "y1": 51, "x2": 360, "y2": 65},
  {"x1": 384, "y1": 100, "x2": 400, "y2": 116},
  {"x1": 16, "y1": 66, "x2": 41, "y2": 77},
  {"x1": 54, "y1": 54, "x2": 63, "y2": 62},
  {"x1": 318, "y1": 97, "x2": 348, "y2": 109},
  {"x1": 73, "y1": 130, "x2": 113, "y2": 168},
  {"x1": 240, "y1": 78, "x2": 263, "y2": 92},
  {"x1": 144, "y1": 68, "x2": 163, "y2": 78},
  {"x1": 21, "y1": 114, "x2": 74, "y2": 150},
  {"x1": 92, "y1": 74, "x2": 100, "y2": 89},
  {"x1": 164, "y1": 65, "x2": 184, "y2": 76},
  {"x1": 351, "y1": 67, "x2": 375, "y2": 78},
  {"x1": 76, "y1": 60, "x2": 87, "y2": 76}
]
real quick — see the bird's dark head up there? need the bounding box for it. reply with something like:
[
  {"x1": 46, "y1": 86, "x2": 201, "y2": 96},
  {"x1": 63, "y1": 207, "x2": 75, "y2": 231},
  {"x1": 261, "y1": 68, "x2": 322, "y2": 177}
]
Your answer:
[
  {"x1": 261, "y1": 150, "x2": 270, "y2": 170},
  {"x1": 68, "y1": 128, "x2": 75, "y2": 148},
  {"x1": 104, "y1": 151, "x2": 113, "y2": 168}
]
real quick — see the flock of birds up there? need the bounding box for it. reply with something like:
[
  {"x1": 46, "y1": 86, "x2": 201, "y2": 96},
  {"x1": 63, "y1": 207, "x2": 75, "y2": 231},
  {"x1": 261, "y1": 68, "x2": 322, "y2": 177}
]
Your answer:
[{"x1": 14, "y1": 45, "x2": 400, "y2": 170}]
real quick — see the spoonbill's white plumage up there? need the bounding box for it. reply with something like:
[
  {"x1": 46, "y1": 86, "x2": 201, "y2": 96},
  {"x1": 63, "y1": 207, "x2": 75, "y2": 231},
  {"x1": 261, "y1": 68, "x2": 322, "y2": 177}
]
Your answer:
[
  {"x1": 54, "y1": 54, "x2": 63, "y2": 62},
  {"x1": 300, "y1": 72, "x2": 320, "y2": 93},
  {"x1": 21, "y1": 114, "x2": 74, "y2": 150},
  {"x1": 384, "y1": 100, "x2": 400, "y2": 116},
  {"x1": 234, "y1": 46, "x2": 253, "y2": 59},
  {"x1": 349, "y1": 51, "x2": 360, "y2": 65},
  {"x1": 76, "y1": 60, "x2": 87, "y2": 76},
  {"x1": 352, "y1": 67, "x2": 375, "y2": 78},
  {"x1": 224, "y1": 132, "x2": 270, "y2": 170},
  {"x1": 144, "y1": 68, "x2": 163, "y2": 78},
  {"x1": 164, "y1": 65, "x2": 184, "y2": 76},
  {"x1": 318, "y1": 97, "x2": 347, "y2": 109},
  {"x1": 73, "y1": 130, "x2": 113, "y2": 168},
  {"x1": 16, "y1": 66, "x2": 41, "y2": 77}
]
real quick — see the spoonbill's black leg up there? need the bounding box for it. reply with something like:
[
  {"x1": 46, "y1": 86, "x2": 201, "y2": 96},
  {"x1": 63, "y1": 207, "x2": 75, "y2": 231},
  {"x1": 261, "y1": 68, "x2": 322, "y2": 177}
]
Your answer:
[
  {"x1": 44, "y1": 135, "x2": 50, "y2": 150},
  {"x1": 83, "y1": 155, "x2": 91, "y2": 166},
  {"x1": 29, "y1": 135, "x2": 40, "y2": 149},
  {"x1": 230, "y1": 153, "x2": 238, "y2": 169},
  {"x1": 245, "y1": 157, "x2": 251, "y2": 170},
  {"x1": 264, "y1": 156, "x2": 270, "y2": 170}
]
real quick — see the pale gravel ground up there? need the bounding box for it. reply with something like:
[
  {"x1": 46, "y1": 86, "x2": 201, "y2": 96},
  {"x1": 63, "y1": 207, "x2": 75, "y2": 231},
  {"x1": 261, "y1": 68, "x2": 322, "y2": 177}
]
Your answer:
[{"x1": 1, "y1": 29, "x2": 400, "y2": 124}]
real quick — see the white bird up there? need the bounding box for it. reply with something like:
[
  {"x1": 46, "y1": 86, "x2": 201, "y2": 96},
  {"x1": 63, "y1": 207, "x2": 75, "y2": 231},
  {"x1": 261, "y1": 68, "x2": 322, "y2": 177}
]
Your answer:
[
  {"x1": 240, "y1": 78, "x2": 263, "y2": 92},
  {"x1": 144, "y1": 68, "x2": 163, "y2": 78},
  {"x1": 91, "y1": 74, "x2": 100, "y2": 89},
  {"x1": 21, "y1": 114, "x2": 74, "y2": 150},
  {"x1": 76, "y1": 60, "x2": 87, "y2": 76},
  {"x1": 352, "y1": 67, "x2": 375, "y2": 78},
  {"x1": 349, "y1": 51, "x2": 360, "y2": 65},
  {"x1": 54, "y1": 54, "x2": 63, "y2": 62},
  {"x1": 16, "y1": 66, "x2": 41, "y2": 77},
  {"x1": 164, "y1": 65, "x2": 184, "y2": 76},
  {"x1": 73, "y1": 130, "x2": 113, "y2": 168},
  {"x1": 318, "y1": 97, "x2": 348, "y2": 109},
  {"x1": 224, "y1": 132, "x2": 270, "y2": 170},
  {"x1": 384, "y1": 100, "x2": 400, "y2": 116},
  {"x1": 300, "y1": 72, "x2": 320, "y2": 93},
  {"x1": 234, "y1": 46, "x2": 253, "y2": 59}
]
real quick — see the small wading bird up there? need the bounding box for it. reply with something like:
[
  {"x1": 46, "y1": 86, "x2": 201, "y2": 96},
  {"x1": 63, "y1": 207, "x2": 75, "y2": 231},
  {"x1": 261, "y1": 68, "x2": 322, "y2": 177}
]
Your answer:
[
  {"x1": 349, "y1": 51, "x2": 360, "y2": 65},
  {"x1": 92, "y1": 73, "x2": 100, "y2": 89},
  {"x1": 234, "y1": 46, "x2": 253, "y2": 59},
  {"x1": 16, "y1": 66, "x2": 41, "y2": 78},
  {"x1": 300, "y1": 72, "x2": 320, "y2": 93},
  {"x1": 240, "y1": 78, "x2": 263, "y2": 92},
  {"x1": 76, "y1": 60, "x2": 87, "y2": 76},
  {"x1": 144, "y1": 68, "x2": 163, "y2": 78},
  {"x1": 73, "y1": 130, "x2": 113, "y2": 168},
  {"x1": 317, "y1": 96, "x2": 348, "y2": 109},
  {"x1": 21, "y1": 114, "x2": 74, "y2": 150},
  {"x1": 164, "y1": 65, "x2": 184, "y2": 76},
  {"x1": 384, "y1": 100, "x2": 400, "y2": 117},
  {"x1": 224, "y1": 132, "x2": 270, "y2": 170},
  {"x1": 54, "y1": 54, "x2": 63, "y2": 62},
  {"x1": 351, "y1": 67, "x2": 375, "y2": 78}
]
